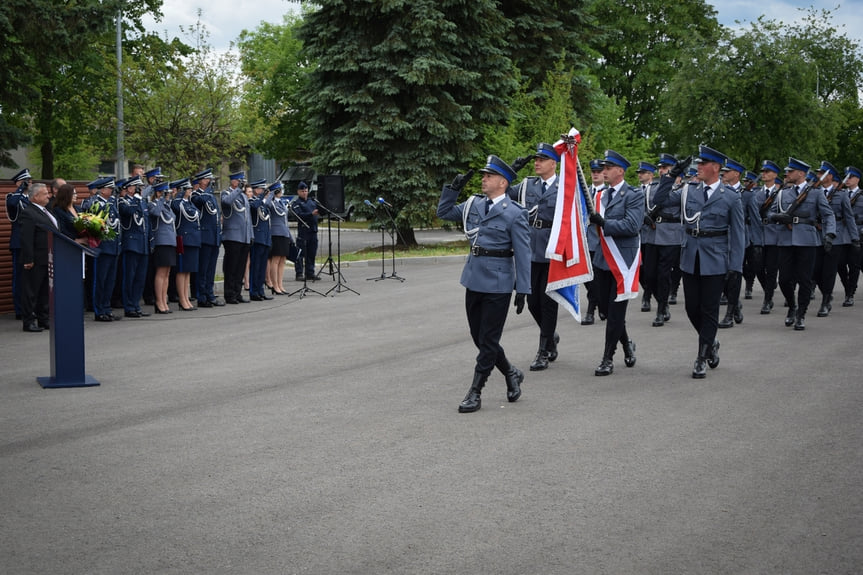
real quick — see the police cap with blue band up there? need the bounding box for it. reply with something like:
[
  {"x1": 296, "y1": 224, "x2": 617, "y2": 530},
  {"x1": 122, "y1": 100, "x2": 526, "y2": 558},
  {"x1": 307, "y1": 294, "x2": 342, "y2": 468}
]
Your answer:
[
  {"x1": 479, "y1": 155, "x2": 517, "y2": 183},
  {"x1": 845, "y1": 166, "x2": 861, "y2": 179},
  {"x1": 636, "y1": 161, "x2": 657, "y2": 173},
  {"x1": 695, "y1": 145, "x2": 726, "y2": 166},
  {"x1": 761, "y1": 160, "x2": 781, "y2": 174},
  {"x1": 657, "y1": 153, "x2": 678, "y2": 167},
  {"x1": 816, "y1": 161, "x2": 839, "y2": 179},
  {"x1": 785, "y1": 157, "x2": 811, "y2": 173},
  {"x1": 535, "y1": 143, "x2": 560, "y2": 162},
  {"x1": 600, "y1": 149, "x2": 631, "y2": 170}
]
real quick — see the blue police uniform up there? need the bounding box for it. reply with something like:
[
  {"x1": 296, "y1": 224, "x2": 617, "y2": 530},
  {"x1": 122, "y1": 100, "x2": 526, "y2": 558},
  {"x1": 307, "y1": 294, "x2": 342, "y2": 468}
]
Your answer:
[
  {"x1": 221, "y1": 173, "x2": 253, "y2": 304},
  {"x1": 6, "y1": 169, "x2": 31, "y2": 317},
  {"x1": 292, "y1": 184, "x2": 319, "y2": 280},
  {"x1": 118, "y1": 181, "x2": 150, "y2": 316},
  {"x1": 190, "y1": 171, "x2": 222, "y2": 306},
  {"x1": 582, "y1": 164, "x2": 605, "y2": 324},
  {"x1": 767, "y1": 158, "x2": 836, "y2": 328},
  {"x1": 82, "y1": 180, "x2": 122, "y2": 321},
  {"x1": 249, "y1": 185, "x2": 272, "y2": 300},
  {"x1": 437, "y1": 155, "x2": 531, "y2": 413},
  {"x1": 753, "y1": 160, "x2": 783, "y2": 312},
  {"x1": 172, "y1": 194, "x2": 201, "y2": 274},
  {"x1": 812, "y1": 169, "x2": 859, "y2": 315},
  {"x1": 845, "y1": 168, "x2": 863, "y2": 304}
]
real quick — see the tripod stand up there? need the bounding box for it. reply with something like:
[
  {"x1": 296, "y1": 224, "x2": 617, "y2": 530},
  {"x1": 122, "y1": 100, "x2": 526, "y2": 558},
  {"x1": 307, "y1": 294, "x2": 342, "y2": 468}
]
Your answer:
[
  {"x1": 315, "y1": 203, "x2": 359, "y2": 296},
  {"x1": 367, "y1": 202, "x2": 405, "y2": 282},
  {"x1": 287, "y1": 201, "x2": 327, "y2": 299}
]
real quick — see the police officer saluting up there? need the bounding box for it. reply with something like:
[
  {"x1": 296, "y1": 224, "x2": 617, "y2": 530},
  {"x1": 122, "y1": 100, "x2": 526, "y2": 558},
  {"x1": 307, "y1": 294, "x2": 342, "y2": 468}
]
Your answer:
[
  {"x1": 82, "y1": 177, "x2": 122, "y2": 322},
  {"x1": 190, "y1": 169, "x2": 224, "y2": 307},
  {"x1": 508, "y1": 143, "x2": 562, "y2": 371},
  {"x1": 221, "y1": 171, "x2": 253, "y2": 304},
  {"x1": 117, "y1": 176, "x2": 150, "y2": 317},
  {"x1": 6, "y1": 168, "x2": 32, "y2": 319},
  {"x1": 248, "y1": 179, "x2": 273, "y2": 301},
  {"x1": 437, "y1": 156, "x2": 531, "y2": 413}
]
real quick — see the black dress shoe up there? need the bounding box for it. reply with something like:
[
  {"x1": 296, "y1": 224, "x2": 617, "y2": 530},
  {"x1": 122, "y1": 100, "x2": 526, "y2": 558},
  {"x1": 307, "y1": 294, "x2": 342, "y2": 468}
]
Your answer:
[
  {"x1": 692, "y1": 357, "x2": 707, "y2": 379},
  {"x1": 719, "y1": 294, "x2": 728, "y2": 305},
  {"x1": 295, "y1": 276, "x2": 305, "y2": 282},
  {"x1": 137, "y1": 310, "x2": 151, "y2": 317},
  {"x1": 652, "y1": 313, "x2": 665, "y2": 327},
  {"x1": 668, "y1": 293, "x2": 677, "y2": 305},
  {"x1": 581, "y1": 312, "x2": 595, "y2": 325},
  {"x1": 504, "y1": 366, "x2": 523, "y2": 402},
  {"x1": 718, "y1": 312, "x2": 734, "y2": 328},
  {"x1": 744, "y1": 286, "x2": 753, "y2": 299},
  {"x1": 197, "y1": 300, "x2": 213, "y2": 308},
  {"x1": 237, "y1": 296, "x2": 249, "y2": 303},
  {"x1": 547, "y1": 333, "x2": 560, "y2": 362},
  {"x1": 707, "y1": 340, "x2": 720, "y2": 369},
  {"x1": 843, "y1": 295, "x2": 854, "y2": 307},
  {"x1": 212, "y1": 299, "x2": 225, "y2": 306},
  {"x1": 641, "y1": 298, "x2": 651, "y2": 312},
  {"x1": 760, "y1": 299, "x2": 774, "y2": 314},
  {"x1": 784, "y1": 306, "x2": 797, "y2": 327},
  {"x1": 623, "y1": 340, "x2": 636, "y2": 367},
  {"x1": 594, "y1": 358, "x2": 614, "y2": 376},
  {"x1": 249, "y1": 295, "x2": 264, "y2": 301},
  {"x1": 733, "y1": 306, "x2": 743, "y2": 324},
  {"x1": 124, "y1": 311, "x2": 142, "y2": 318},
  {"x1": 262, "y1": 293, "x2": 274, "y2": 300},
  {"x1": 109, "y1": 313, "x2": 122, "y2": 321},
  {"x1": 598, "y1": 311, "x2": 607, "y2": 321},
  {"x1": 95, "y1": 314, "x2": 113, "y2": 322},
  {"x1": 23, "y1": 321, "x2": 43, "y2": 332},
  {"x1": 794, "y1": 316, "x2": 806, "y2": 330},
  {"x1": 225, "y1": 299, "x2": 239, "y2": 304}
]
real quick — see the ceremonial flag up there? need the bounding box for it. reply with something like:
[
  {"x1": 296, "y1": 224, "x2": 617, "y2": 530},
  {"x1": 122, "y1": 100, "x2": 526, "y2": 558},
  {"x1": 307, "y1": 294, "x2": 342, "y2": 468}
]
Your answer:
[
  {"x1": 545, "y1": 128, "x2": 593, "y2": 322},
  {"x1": 595, "y1": 188, "x2": 641, "y2": 301}
]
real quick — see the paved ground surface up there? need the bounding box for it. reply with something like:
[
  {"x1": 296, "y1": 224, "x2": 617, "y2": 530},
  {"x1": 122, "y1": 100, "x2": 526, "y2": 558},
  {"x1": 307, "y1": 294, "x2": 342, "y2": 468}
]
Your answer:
[{"x1": 1, "y1": 253, "x2": 861, "y2": 574}]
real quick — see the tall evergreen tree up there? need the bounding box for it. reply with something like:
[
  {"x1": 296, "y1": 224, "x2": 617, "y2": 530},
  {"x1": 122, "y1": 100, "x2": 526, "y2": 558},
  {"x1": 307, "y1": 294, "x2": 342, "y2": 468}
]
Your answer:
[{"x1": 298, "y1": 0, "x2": 516, "y2": 244}]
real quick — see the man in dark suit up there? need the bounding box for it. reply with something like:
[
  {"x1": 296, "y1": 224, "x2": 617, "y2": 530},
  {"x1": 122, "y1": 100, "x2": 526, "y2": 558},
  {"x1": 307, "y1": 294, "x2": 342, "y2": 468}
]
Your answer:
[
  {"x1": 19, "y1": 183, "x2": 59, "y2": 332},
  {"x1": 589, "y1": 150, "x2": 644, "y2": 376},
  {"x1": 437, "y1": 155, "x2": 531, "y2": 413}
]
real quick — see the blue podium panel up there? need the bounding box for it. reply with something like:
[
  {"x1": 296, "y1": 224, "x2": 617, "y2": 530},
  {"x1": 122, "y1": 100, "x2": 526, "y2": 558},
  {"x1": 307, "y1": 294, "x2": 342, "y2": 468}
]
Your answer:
[{"x1": 37, "y1": 232, "x2": 100, "y2": 388}]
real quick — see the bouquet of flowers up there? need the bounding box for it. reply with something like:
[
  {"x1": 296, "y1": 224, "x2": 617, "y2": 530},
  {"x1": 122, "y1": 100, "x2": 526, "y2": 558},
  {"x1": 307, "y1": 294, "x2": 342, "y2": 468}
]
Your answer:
[{"x1": 73, "y1": 204, "x2": 117, "y2": 247}]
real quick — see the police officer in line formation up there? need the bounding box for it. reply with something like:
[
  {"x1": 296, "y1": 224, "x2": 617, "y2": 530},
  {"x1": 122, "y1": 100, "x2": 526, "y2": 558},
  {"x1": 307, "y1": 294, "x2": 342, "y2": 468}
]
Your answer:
[
  {"x1": 581, "y1": 159, "x2": 606, "y2": 325},
  {"x1": 5, "y1": 167, "x2": 306, "y2": 324}
]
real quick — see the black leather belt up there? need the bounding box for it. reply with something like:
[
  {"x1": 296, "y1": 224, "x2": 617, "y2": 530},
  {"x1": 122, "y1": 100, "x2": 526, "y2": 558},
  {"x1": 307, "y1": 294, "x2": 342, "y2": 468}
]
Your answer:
[
  {"x1": 686, "y1": 228, "x2": 728, "y2": 238},
  {"x1": 531, "y1": 219, "x2": 554, "y2": 229},
  {"x1": 655, "y1": 216, "x2": 680, "y2": 224},
  {"x1": 470, "y1": 246, "x2": 514, "y2": 257}
]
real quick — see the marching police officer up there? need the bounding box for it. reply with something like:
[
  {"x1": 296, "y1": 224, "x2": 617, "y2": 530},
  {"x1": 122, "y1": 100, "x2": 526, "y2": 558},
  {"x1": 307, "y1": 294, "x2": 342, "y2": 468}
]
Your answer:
[
  {"x1": 437, "y1": 156, "x2": 531, "y2": 413},
  {"x1": 6, "y1": 168, "x2": 32, "y2": 319},
  {"x1": 190, "y1": 169, "x2": 224, "y2": 307},
  {"x1": 769, "y1": 158, "x2": 836, "y2": 330},
  {"x1": 588, "y1": 150, "x2": 643, "y2": 377},
  {"x1": 82, "y1": 177, "x2": 122, "y2": 322},
  {"x1": 637, "y1": 161, "x2": 659, "y2": 314},
  {"x1": 754, "y1": 160, "x2": 783, "y2": 314},
  {"x1": 221, "y1": 171, "x2": 253, "y2": 304},
  {"x1": 582, "y1": 159, "x2": 606, "y2": 325},
  {"x1": 653, "y1": 146, "x2": 745, "y2": 378},
  {"x1": 844, "y1": 166, "x2": 863, "y2": 305},
  {"x1": 508, "y1": 143, "x2": 562, "y2": 371},
  {"x1": 117, "y1": 176, "x2": 150, "y2": 317}
]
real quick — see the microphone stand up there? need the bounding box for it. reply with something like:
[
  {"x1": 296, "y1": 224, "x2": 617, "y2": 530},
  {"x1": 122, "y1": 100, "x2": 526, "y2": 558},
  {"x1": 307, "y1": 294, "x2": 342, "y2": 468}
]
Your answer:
[
  {"x1": 316, "y1": 202, "x2": 359, "y2": 296},
  {"x1": 377, "y1": 202, "x2": 406, "y2": 282},
  {"x1": 316, "y1": 206, "x2": 337, "y2": 280},
  {"x1": 286, "y1": 201, "x2": 327, "y2": 299}
]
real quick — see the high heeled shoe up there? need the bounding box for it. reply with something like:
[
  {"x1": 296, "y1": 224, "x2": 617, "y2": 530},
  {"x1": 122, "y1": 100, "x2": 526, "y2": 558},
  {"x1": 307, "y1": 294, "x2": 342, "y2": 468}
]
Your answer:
[
  {"x1": 268, "y1": 285, "x2": 276, "y2": 294},
  {"x1": 179, "y1": 305, "x2": 196, "y2": 311},
  {"x1": 154, "y1": 306, "x2": 172, "y2": 314}
]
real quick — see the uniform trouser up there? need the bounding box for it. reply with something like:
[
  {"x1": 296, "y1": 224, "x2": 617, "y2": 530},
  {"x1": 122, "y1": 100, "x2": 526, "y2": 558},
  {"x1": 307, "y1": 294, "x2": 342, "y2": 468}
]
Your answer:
[
  {"x1": 197, "y1": 243, "x2": 219, "y2": 302},
  {"x1": 742, "y1": 244, "x2": 762, "y2": 287},
  {"x1": 845, "y1": 246, "x2": 863, "y2": 296},
  {"x1": 778, "y1": 246, "x2": 817, "y2": 312},
  {"x1": 584, "y1": 250, "x2": 598, "y2": 310},
  {"x1": 596, "y1": 267, "x2": 631, "y2": 358},
  {"x1": 249, "y1": 242, "x2": 270, "y2": 297},
  {"x1": 642, "y1": 243, "x2": 679, "y2": 307},
  {"x1": 757, "y1": 244, "x2": 780, "y2": 301},
  {"x1": 93, "y1": 253, "x2": 119, "y2": 316},
  {"x1": 122, "y1": 251, "x2": 148, "y2": 312},
  {"x1": 527, "y1": 261, "x2": 558, "y2": 340},
  {"x1": 682, "y1": 256, "x2": 724, "y2": 350},
  {"x1": 11, "y1": 248, "x2": 22, "y2": 316},
  {"x1": 295, "y1": 232, "x2": 318, "y2": 278},
  {"x1": 223, "y1": 240, "x2": 251, "y2": 302},
  {"x1": 723, "y1": 270, "x2": 742, "y2": 312},
  {"x1": 21, "y1": 263, "x2": 49, "y2": 325},
  {"x1": 465, "y1": 289, "x2": 511, "y2": 377}
]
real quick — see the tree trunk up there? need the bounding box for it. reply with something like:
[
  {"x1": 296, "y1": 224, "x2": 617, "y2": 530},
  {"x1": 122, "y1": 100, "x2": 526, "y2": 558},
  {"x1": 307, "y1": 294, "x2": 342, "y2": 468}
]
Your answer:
[{"x1": 396, "y1": 226, "x2": 417, "y2": 247}]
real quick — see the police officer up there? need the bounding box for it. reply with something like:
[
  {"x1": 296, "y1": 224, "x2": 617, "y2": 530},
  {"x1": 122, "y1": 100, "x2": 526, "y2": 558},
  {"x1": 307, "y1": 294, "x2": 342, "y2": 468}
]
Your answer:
[
  {"x1": 221, "y1": 171, "x2": 253, "y2": 304},
  {"x1": 292, "y1": 181, "x2": 319, "y2": 282},
  {"x1": 140, "y1": 167, "x2": 162, "y2": 203},
  {"x1": 6, "y1": 168, "x2": 32, "y2": 319},
  {"x1": 637, "y1": 161, "x2": 659, "y2": 314},
  {"x1": 768, "y1": 158, "x2": 836, "y2": 330},
  {"x1": 811, "y1": 161, "x2": 859, "y2": 317},
  {"x1": 140, "y1": 167, "x2": 163, "y2": 306},
  {"x1": 653, "y1": 146, "x2": 745, "y2": 378},
  {"x1": 437, "y1": 156, "x2": 531, "y2": 413},
  {"x1": 844, "y1": 166, "x2": 863, "y2": 305},
  {"x1": 588, "y1": 150, "x2": 643, "y2": 377},
  {"x1": 266, "y1": 180, "x2": 294, "y2": 295},
  {"x1": 149, "y1": 181, "x2": 177, "y2": 313},
  {"x1": 117, "y1": 176, "x2": 150, "y2": 318},
  {"x1": 190, "y1": 169, "x2": 224, "y2": 307},
  {"x1": 582, "y1": 159, "x2": 606, "y2": 325},
  {"x1": 82, "y1": 177, "x2": 122, "y2": 322},
  {"x1": 741, "y1": 170, "x2": 763, "y2": 300},
  {"x1": 171, "y1": 178, "x2": 201, "y2": 311},
  {"x1": 248, "y1": 179, "x2": 273, "y2": 301},
  {"x1": 754, "y1": 160, "x2": 783, "y2": 314},
  {"x1": 644, "y1": 154, "x2": 684, "y2": 327},
  {"x1": 508, "y1": 142, "x2": 561, "y2": 371}
]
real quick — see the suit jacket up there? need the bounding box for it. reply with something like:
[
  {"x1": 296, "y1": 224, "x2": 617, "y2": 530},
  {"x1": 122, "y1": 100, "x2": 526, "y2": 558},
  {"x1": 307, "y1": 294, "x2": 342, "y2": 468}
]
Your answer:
[
  {"x1": 118, "y1": 195, "x2": 149, "y2": 254},
  {"x1": 754, "y1": 184, "x2": 781, "y2": 246},
  {"x1": 172, "y1": 197, "x2": 202, "y2": 248},
  {"x1": 250, "y1": 195, "x2": 272, "y2": 246},
  {"x1": 508, "y1": 176, "x2": 559, "y2": 262},
  {"x1": 267, "y1": 195, "x2": 293, "y2": 240},
  {"x1": 741, "y1": 185, "x2": 764, "y2": 247},
  {"x1": 822, "y1": 188, "x2": 859, "y2": 245},
  {"x1": 679, "y1": 181, "x2": 745, "y2": 275},
  {"x1": 148, "y1": 198, "x2": 177, "y2": 248},
  {"x1": 191, "y1": 188, "x2": 222, "y2": 246},
  {"x1": 437, "y1": 186, "x2": 531, "y2": 294},
  {"x1": 221, "y1": 187, "x2": 253, "y2": 244},
  {"x1": 593, "y1": 183, "x2": 644, "y2": 272},
  {"x1": 769, "y1": 184, "x2": 836, "y2": 247},
  {"x1": 20, "y1": 203, "x2": 58, "y2": 265},
  {"x1": 586, "y1": 185, "x2": 604, "y2": 252},
  {"x1": 850, "y1": 188, "x2": 863, "y2": 236},
  {"x1": 6, "y1": 187, "x2": 29, "y2": 250}
]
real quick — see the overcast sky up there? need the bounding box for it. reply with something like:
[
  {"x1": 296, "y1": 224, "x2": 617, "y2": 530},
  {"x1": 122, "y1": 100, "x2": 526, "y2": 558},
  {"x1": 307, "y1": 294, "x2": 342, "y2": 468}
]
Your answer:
[{"x1": 140, "y1": 1, "x2": 863, "y2": 56}]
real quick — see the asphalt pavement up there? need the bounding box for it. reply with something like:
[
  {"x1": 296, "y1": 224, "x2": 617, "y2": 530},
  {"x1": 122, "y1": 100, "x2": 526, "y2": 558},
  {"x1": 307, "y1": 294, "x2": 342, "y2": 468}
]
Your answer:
[{"x1": 1, "y1": 256, "x2": 861, "y2": 575}]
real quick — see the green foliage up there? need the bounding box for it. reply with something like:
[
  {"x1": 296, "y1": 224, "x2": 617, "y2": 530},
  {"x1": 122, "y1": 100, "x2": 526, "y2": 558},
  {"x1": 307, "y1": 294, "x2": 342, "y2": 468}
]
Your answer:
[
  {"x1": 123, "y1": 19, "x2": 248, "y2": 177},
  {"x1": 298, "y1": 0, "x2": 517, "y2": 243},
  {"x1": 237, "y1": 14, "x2": 310, "y2": 163}
]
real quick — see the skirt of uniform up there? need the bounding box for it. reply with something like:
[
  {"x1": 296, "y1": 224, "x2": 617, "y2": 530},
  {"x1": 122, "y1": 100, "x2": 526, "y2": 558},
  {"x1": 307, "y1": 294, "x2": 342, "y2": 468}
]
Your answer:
[
  {"x1": 177, "y1": 245, "x2": 199, "y2": 273},
  {"x1": 152, "y1": 244, "x2": 177, "y2": 268},
  {"x1": 270, "y1": 235, "x2": 292, "y2": 257}
]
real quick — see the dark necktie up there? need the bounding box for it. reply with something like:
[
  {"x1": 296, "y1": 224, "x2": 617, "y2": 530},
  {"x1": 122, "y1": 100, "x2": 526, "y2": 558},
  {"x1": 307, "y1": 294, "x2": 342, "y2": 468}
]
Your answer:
[
  {"x1": 485, "y1": 198, "x2": 492, "y2": 215},
  {"x1": 703, "y1": 184, "x2": 709, "y2": 203},
  {"x1": 542, "y1": 181, "x2": 547, "y2": 194}
]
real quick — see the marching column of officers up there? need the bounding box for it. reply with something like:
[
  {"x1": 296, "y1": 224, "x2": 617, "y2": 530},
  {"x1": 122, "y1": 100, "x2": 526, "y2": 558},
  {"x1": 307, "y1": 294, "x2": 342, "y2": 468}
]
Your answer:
[{"x1": 5, "y1": 167, "x2": 318, "y2": 328}]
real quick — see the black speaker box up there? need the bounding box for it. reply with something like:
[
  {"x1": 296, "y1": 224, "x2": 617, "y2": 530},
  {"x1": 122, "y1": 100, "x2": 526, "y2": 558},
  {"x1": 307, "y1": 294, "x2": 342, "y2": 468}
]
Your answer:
[{"x1": 316, "y1": 175, "x2": 346, "y2": 215}]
